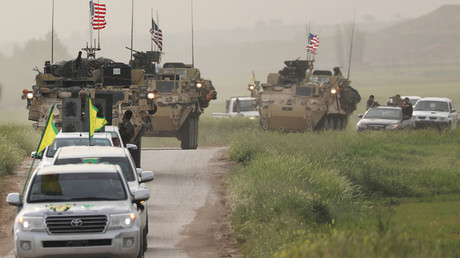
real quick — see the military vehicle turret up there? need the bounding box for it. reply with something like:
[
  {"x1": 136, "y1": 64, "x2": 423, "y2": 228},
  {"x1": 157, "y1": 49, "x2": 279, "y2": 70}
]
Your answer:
[
  {"x1": 250, "y1": 59, "x2": 360, "y2": 131},
  {"x1": 22, "y1": 50, "x2": 157, "y2": 166}
]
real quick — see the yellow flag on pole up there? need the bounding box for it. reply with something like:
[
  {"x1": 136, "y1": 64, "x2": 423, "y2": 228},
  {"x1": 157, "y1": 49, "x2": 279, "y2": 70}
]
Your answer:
[
  {"x1": 88, "y1": 97, "x2": 108, "y2": 138},
  {"x1": 36, "y1": 105, "x2": 58, "y2": 156}
]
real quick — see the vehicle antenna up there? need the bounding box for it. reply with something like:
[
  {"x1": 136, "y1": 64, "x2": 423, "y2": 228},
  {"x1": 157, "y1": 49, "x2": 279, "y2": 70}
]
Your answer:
[
  {"x1": 130, "y1": 0, "x2": 134, "y2": 61},
  {"x1": 191, "y1": 0, "x2": 195, "y2": 68},
  {"x1": 51, "y1": 0, "x2": 55, "y2": 63},
  {"x1": 347, "y1": 10, "x2": 356, "y2": 80}
]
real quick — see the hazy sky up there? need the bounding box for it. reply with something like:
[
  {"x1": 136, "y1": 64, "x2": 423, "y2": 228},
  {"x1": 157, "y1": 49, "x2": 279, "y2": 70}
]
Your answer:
[{"x1": 0, "y1": 0, "x2": 457, "y2": 48}]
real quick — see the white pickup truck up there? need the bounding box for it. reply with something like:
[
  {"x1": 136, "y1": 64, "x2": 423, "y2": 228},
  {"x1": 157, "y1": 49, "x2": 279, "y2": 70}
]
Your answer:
[
  {"x1": 413, "y1": 97, "x2": 459, "y2": 130},
  {"x1": 212, "y1": 96, "x2": 259, "y2": 119}
]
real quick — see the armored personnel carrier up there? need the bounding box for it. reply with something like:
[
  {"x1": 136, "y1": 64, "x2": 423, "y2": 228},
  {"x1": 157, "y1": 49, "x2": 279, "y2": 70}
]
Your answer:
[
  {"x1": 22, "y1": 50, "x2": 157, "y2": 166},
  {"x1": 250, "y1": 59, "x2": 360, "y2": 131},
  {"x1": 143, "y1": 61, "x2": 217, "y2": 149}
]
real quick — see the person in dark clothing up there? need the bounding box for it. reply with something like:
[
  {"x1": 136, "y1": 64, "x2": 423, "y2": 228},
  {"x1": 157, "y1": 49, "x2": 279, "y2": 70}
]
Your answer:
[
  {"x1": 400, "y1": 97, "x2": 413, "y2": 117},
  {"x1": 366, "y1": 95, "x2": 379, "y2": 110},
  {"x1": 119, "y1": 110, "x2": 134, "y2": 144}
]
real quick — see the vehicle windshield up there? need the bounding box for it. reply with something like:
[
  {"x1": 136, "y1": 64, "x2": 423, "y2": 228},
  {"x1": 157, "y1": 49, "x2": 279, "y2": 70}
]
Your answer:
[
  {"x1": 155, "y1": 81, "x2": 176, "y2": 93},
  {"x1": 232, "y1": 100, "x2": 256, "y2": 112},
  {"x1": 54, "y1": 157, "x2": 136, "y2": 182},
  {"x1": 162, "y1": 69, "x2": 187, "y2": 79},
  {"x1": 27, "y1": 172, "x2": 127, "y2": 203},
  {"x1": 46, "y1": 138, "x2": 111, "y2": 158},
  {"x1": 309, "y1": 76, "x2": 330, "y2": 84},
  {"x1": 414, "y1": 101, "x2": 449, "y2": 112},
  {"x1": 296, "y1": 86, "x2": 312, "y2": 97},
  {"x1": 364, "y1": 108, "x2": 402, "y2": 120}
]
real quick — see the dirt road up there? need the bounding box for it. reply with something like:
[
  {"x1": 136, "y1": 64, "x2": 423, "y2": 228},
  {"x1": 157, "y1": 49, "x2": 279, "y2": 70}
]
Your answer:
[{"x1": 0, "y1": 147, "x2": 240, "y2": 258}]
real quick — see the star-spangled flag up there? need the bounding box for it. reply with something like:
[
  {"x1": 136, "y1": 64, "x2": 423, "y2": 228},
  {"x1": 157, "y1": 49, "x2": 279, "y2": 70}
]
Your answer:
[
  {"x1": 150, "y1": 19, "x2": 163, "y2": 51},
  {"x1": 307, "y1": 33, "x2": 319, "y2": 55},
  {"x1": 90, "y1": 1, "x2": 106, "y2": 30}
]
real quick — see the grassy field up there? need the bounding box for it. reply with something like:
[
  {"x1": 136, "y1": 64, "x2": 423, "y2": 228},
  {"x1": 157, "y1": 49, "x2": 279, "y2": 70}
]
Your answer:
[{"x1": 227, "y1": 129, "x2": 460, "y2": 257}]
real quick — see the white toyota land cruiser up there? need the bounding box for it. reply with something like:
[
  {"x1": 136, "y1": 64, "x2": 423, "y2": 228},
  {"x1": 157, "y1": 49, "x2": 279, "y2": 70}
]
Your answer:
[{"x1": 6, "y1": 164, "x2": 149, "y2": 258}]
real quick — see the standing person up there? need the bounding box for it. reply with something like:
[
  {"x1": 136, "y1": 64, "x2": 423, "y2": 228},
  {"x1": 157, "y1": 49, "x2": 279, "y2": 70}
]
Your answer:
[
  {"x1": 366, "y1": 95, "x2": 376, "y2": 110},
  {"x1": 119, "y1": 110, "x2": 134, "y2": 145},
  {"x1": 400, "y1": 97, "x2": 413, "y2": 117}
]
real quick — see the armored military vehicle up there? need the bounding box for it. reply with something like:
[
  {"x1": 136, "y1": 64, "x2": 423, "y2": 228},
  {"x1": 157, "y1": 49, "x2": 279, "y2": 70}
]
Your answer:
[
  {"x1": 22, "y1": 50, "x2": 157, "y2": 166},
  {"x1": 143, "y1": 61, "x2": 217, "y2": 149},
  {"x1": 250, "y1": 59, "x2": 360, "y2": 131}
]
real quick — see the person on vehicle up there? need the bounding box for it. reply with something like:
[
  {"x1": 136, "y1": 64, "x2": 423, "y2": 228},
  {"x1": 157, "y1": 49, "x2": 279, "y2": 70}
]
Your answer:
[
  {"x1": 366, "y1": 95, "x2": 379, "y2": 110},
  {"x1": 388, "y1": 94, "x2": 402, "y2": 107},
  {"x1": 333, "y1": 67, "x2": 342, "y2": 76},
  {"x1": 112, "y1": 137, "x2": 121, "y2": 147},
  {"x1": 400, "y1": 97, "x2": 413, "y2": 117},
  {"x1": 119, "y1": 110, "x2": 134, "y2": 144}
]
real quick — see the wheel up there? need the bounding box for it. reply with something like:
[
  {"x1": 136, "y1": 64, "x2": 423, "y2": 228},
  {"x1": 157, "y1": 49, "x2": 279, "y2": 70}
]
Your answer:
[
  {"x1": 180, "y1": 117, "x2": 191, "y2": 149},
  {"x1": 328, "y1": 116, "x2": 335, "y2": 130},
  {"x1": 137, "y1": 230, "x2": 145, "y2": 258}
]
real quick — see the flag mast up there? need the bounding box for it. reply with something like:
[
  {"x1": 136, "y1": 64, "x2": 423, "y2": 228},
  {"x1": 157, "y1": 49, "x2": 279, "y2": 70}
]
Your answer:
[
  {"x1": 130, "y1": 0, "x2": 134, "y2": 61},
  {"x1": 151, "y1": 8, "x2": 154, "y2": 51},
  {"x1": 347, "y1": 10, "x2": 356, "y2": 80},
  {"x1": 191, "y1": 0, "x2": 195, "y2": 68}
]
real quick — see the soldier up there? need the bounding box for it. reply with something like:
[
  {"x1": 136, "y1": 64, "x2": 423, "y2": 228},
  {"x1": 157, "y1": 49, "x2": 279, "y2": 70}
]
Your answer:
[
  {"x1": 119, "y1": 110, "x2": 134, "y2": 144},
  {"x1": 333, "y1": 67, "x2": 342, "y2": 76}
]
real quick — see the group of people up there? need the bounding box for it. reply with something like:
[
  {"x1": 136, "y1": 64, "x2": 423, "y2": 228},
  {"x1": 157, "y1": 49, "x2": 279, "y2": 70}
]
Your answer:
[{"x1": 366, "y1": 94, "x2": 413, "y2": 117}]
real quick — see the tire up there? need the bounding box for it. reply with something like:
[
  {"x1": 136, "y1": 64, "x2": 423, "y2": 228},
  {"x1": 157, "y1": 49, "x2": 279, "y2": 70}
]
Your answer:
[
  {"x1": 137, "y1": 230, "x2": 145, "y2": 258},
  {"x1": 180, "y1": 117, "x2": 191, "y2": 149}
]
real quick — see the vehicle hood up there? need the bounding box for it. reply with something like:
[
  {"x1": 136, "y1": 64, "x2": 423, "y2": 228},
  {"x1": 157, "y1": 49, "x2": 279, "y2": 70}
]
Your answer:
[
  {"x1": 240, "y1": 111, "x2": 260, "y2": 117},
  {"x1": 20, "y1": 201, "x2": 132, "y2": 216},
  {"x1": 413, "y1": 110, "x2": 449, "y2": 117},
  {"x1": 358, "y1": 118, "x2": 400, "y2": 125}
]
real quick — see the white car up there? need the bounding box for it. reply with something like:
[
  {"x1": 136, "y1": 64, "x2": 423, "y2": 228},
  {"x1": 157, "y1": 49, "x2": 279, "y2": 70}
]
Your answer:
[
  {"x1": 6, "y1": 164, "x2": 150, "y2": 258},
  {"x1": 33, "y1": 132, "x2": 114, "y2": 168},
  {"x1": 413, "y1": 97, "x2": 458, "y2": 130},
  {"x1": 51, "y1": 146, "x2": 154, "y2": 252}
]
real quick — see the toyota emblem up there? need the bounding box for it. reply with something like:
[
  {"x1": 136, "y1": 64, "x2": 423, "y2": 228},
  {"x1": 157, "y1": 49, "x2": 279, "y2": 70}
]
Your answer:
[{"x1": 70, "y1": 218, "x2": 83, "y2": 228}]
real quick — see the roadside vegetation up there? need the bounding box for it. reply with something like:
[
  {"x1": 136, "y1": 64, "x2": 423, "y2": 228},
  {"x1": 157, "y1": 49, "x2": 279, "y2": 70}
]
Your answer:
[
  {"x1": 227, "y1": 128, "x2": 460, "y2": 257},
  {"x1": 0, "y1": 124, "x2": 39, "y2": 178}
]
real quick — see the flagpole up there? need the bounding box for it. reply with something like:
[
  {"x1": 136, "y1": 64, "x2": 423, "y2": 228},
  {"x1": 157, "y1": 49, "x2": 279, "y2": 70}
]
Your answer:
[
  {"x1": 151, "y1": 8, "x2": 154, "y2": 51},
  {"x1": 97, "y1": 0, "x2": 101, "y2": 50},
  {"x1": 347, "y1": 10, "x2": 356, "y2": 81},
  {"x1": 157, "y1": 10, "x2": 160, "y2": 52},
  {"x1": 51, "y1": 0, "x2": 54, "y2": 63}
]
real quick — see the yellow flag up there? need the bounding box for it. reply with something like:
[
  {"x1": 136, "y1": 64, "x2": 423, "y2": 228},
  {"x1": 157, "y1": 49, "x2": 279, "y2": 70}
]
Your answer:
[
  {"x1": 36, "y1": 105, "x2": 58, "y2": 156},
  {"x1": 88, "y1": 97, "x2": 108, "y2": 138},
  {"x1": 250, "y1": 71, "x2": 255, "y2": 84}
]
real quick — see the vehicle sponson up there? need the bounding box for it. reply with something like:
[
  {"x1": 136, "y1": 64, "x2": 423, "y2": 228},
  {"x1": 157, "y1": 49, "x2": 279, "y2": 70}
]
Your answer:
[
  {"x1": 144, "y1": 62, "x2": 217, "y2": 149},
  {"x1": 8, "y1": 164, "x2": 148, "y2": 258},
  {"x1": 252, "y1": 59, "x2": 360, "y2": 131}
]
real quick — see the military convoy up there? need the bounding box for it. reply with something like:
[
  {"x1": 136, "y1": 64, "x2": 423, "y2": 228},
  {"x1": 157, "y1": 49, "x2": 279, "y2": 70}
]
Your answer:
[
  {"x1": 22, "y1": 47, "x2": 216, "y2": 166},
  {"x1": 250, "y1": 59, "x2": 360, "y2": 131}
]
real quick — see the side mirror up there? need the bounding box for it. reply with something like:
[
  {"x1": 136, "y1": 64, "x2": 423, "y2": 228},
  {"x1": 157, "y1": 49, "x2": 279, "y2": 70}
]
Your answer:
[
  {"x1": 31, "y1": 151, "x2": 42, "y2": 159},
  {"x1": 133, "y1": 189, "x2": 150, "y2": 202},
  {"x1": 126, "y1": 144, "x2": 138, "y2": 150},
  {"x1": 140, "y1": 171, "x2": 154, "y2": 183},
  {"x1": 6, "y1": 193, "x2": 21, "y2": 206},
  {"x1": 358, "y1": 114, "x2": 363, "y2": 118},
  {"x1": 403, "y1": 116, "x2": 411, "y2": 120}
]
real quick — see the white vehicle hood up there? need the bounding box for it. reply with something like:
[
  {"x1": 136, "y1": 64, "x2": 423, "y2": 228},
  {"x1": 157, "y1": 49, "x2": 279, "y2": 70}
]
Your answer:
[
  {"x1": 20, "y1": 201, "x2": 132, "y2": 216},
  {"x1": 413, "y1": 110, "x2": 449, "y2": 117}
]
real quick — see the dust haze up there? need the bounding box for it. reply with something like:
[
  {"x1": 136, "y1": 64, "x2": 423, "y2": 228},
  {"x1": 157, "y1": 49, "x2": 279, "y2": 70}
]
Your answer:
[{"x1": 0, "y1": 0, "x2": 459, "y2": 111}]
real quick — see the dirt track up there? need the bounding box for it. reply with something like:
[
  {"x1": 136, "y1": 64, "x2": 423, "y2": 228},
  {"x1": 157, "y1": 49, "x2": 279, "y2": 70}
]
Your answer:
[{"x1": 0, "y1": 147, "x2": 240, "y2": 258}]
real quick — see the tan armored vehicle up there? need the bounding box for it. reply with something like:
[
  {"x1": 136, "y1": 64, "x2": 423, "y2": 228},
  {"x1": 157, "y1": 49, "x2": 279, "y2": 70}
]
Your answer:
[
  {"x1": 251, "y1": 59, "x2": 360, "y2": 131},
  {"x1": 144, "y1": 62, "x2": 217, "y2": 149},
  {"x1": 22, "y1": 50, "x2": 157, "y2": 166}
]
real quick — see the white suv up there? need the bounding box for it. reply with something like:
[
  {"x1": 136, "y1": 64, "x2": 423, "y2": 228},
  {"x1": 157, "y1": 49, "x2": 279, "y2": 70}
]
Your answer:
[
  {"x1": 413, "y1": 97, "x2": 458, "y2": 130},
  {"x1": 6, "y1": 164, "x2": 150, "y2": 258}
]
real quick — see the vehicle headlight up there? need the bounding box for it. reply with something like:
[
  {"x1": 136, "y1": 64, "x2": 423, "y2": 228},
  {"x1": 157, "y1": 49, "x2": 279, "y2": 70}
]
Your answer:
[
  {"x1": 109, "y1": 213, "x2": 136, "y2": 229},
  {"x1": 196, "y1": 82, "x2": 203, "y2": 88},
  {"x1": 17, "y1": 216, "x2": 45, "y2": 231},
  {"x1": 330, "y1": 88, "x2": 337, "y2": 94},
  {"x1": 147, "y1": 92, "x2": 155, "y2": 100},
  {"x1": 386, "y1": 123, "x2": 400, "y2": 129},
  {"x1": 27, "y1": 92, "x2": 34, "y2": 100}
]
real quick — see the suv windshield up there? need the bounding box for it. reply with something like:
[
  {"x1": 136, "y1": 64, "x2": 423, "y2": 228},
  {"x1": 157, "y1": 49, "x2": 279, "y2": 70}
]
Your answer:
[
  {"x1": 46, "y1": 138, "x2": 111, "y2": 158},
  {"x1": 54, "y1": 157, "x2": 136, "y2": 182},
  {"x1": 414, "y1": 101, "x2": 449, "y2": 112},
  {"x1": 364, "y1": 108, "x2": 402, "y2": 120},
  {"x1": 27, "y1": 172, "x2": 127, "y2": 203}
]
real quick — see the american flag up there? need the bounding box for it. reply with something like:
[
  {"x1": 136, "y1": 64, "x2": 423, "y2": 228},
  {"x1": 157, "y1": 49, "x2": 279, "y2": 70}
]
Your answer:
[
  {"x1": 150, "y1": 19, "x2": 163, "y2": 51},
  {"x1": 307, "y1": 33, "x2": 319, "y2": 54},
  {"x1": 90, "y1": 1, "x2": 106, "y2": 30}
]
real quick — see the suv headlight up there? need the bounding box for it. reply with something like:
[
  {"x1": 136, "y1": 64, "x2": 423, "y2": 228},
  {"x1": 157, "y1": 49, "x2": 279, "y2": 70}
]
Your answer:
[
  {"x1": 109, "y1": 213, "x2": 137, "y2": 229},
  {"x1": 386, "y1": 123, "x2": 400, "y2": 129},
  {"x1": 17, "y1": 217, "x2": 45, "y2": 232}
]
